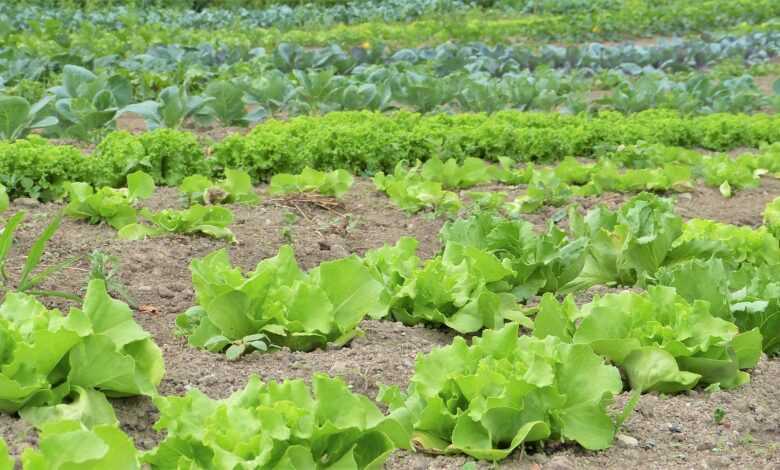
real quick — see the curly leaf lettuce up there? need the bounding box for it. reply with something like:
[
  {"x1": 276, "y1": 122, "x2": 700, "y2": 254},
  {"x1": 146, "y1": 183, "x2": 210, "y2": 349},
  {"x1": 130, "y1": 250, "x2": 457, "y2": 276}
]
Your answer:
[
  {"x1": 535, "y1": 286, "x2": 761, "y2": 392},
  {"x1": 118, "y1": 205, "x2": 235, "y2": 242},
  {"x1": 179, "y1": 169, "x2": 259, "y2": 205},
  {"x1": 382, "y1": 242, "x2": 529, "y2": 333},
  {"x1": 144, "y1": 374, "x2": 409, "y2": 469},
  {"x1": 0, "y1": 293, "x2": 81, "y2": 412},
  {"x1": 381, "y1": 323, "x2": 622, "y2": 460},
  {"x1": 566, "y1": 193, "x2": 682, "y2": 291}
]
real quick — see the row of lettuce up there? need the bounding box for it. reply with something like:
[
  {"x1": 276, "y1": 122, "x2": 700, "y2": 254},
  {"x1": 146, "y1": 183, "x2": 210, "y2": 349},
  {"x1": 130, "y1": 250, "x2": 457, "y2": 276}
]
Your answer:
[
  {"x1": 4, "y1": 63, "x2": 779, "y2": 142},
  {"x1": 1, "y1": 189, "x2": 778, "y2": 467},
  {"x1": 4, "y1": 0, "x2": 780, "y2": 54},
  {"x1": 3, "y1": 109, "x2": 780, "y2": 201}
]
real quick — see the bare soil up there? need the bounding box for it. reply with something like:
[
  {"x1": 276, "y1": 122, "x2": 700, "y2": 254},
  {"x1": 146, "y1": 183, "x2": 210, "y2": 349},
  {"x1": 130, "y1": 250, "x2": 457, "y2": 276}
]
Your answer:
[{"x1": 0, "y1": 177, "x2": 778, "y2": 469}]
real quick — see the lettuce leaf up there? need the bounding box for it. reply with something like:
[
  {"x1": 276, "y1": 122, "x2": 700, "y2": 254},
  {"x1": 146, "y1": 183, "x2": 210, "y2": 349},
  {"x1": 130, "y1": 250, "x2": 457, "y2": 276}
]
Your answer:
[
  {"x1": 535, "y1": 286, "x2": 761, "y2": 392},
  {"x1": 177, "y1": 246, "x2": 386, "y2": 354},
  {"x1": 381, "y1": 323, "x2": 622, "y2": 459},
  {"x1": 269, "y1": 167, "x2": 353, "y2": 198},
  {"x1": 20, "y1": 420, "x2": 139, "y2": 470},
  {"x1": 144, "y1": 374, "x2": 409, "y2": 469}
]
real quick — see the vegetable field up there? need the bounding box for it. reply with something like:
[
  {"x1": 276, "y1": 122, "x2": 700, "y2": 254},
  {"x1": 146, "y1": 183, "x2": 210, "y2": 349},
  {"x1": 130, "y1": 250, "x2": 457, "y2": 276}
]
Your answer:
[{"x1": 0, "y1": 0, "x2": 779, "y2": 468}]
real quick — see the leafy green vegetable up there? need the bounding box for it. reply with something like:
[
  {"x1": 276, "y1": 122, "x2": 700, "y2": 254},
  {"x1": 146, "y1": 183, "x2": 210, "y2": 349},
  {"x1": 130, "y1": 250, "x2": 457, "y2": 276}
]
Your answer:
[
  {"x1": 0, "y1": 279, "x2": 162, "y2": 414},
  {"x1": 380, "y1": 323, "x2": 623, "y2": 459},
  {"x1": 375, "y1": 241, "x2": 529, "y2": 333},
  {"x1": 20, "y1": 420, "x2": 139, "y2": 469},
  {"x1": 566, "y1": 193, "x2": 682, "y2": 291},
  {"x1": 0, "y1": 95, "x2": 57, "y2": 141},
  {"x1": 119, "y1": 85, "x2": 214, "y2": 130},
  {"x1": 373, "y1": 162, "x2": 461, "y2": 215},
  {"x1": 508, "y1": 170, "x2": 572, "y2": 214},
  {"x1": 673, "y1": 219, "x2": 780, "y2": 267},
  {"x1": 144, "y1": 374, "x2": 409, "y2": 469},
  {"x1": 269, "y1": 167, "x2": 353, "y2": 198},
  {"x1": 0, "y1": 437, "x2": 12, "y2": 470},
  {"x1": 179, "y1": 169, "x2": 259, "y2": 205},
  {"x1": 534, "y1": 286, "x2": 762, "y2": 392},
  {"x1": 64, "y1": 171, "x2": 155, "y2": 229},
  {"x1": 764, "y1": 197, "x2": 780, "y2": 238},
  {"x1": 440, "y1": 213, "x2": 586, "y2": 300},
  {"x1": 656, "y1": 259, "x2": 780, "y2": 356},
  {"x1": 0, "y1": 291, "x2": 81, "y2": 412},
  {"x1": 66, "y1": 279, "x2": 165, "y2": 397},
  {"x1": 118, "y1": 205, "x2": 235, "y2": 242},
  {"x1": 177, "y1": 245, "x2": 386, "y2": 355},
  {"x1": 0, "y1": 185, "x2": 8, "y2": 213}
]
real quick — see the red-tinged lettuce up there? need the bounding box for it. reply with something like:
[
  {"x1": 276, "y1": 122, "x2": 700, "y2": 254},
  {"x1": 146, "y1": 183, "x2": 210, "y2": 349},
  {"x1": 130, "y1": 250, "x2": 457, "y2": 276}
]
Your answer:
[
  {"x1": 20, "y1": 420, "x2": 139, "y2": 470},
  {"x1": 176, "y1": 246, "x2": 387, "y2": 355},
  {"x1": 144, "y1": 374, "x2": 410, "y2": 469},
  {"x1": 534, "y1": 286, "x2": 762, "y2": 392},
  {"x1": 379, "y1": 323, "x2": 623, "y2": 460}
]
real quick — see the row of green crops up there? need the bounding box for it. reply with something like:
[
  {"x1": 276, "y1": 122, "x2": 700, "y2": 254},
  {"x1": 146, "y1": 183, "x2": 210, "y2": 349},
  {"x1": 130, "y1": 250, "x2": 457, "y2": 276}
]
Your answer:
[
  {"x1": 3, "y1": 31, "x2": 777, "y2": 91},
  {"x1": 3, "y1": 0, "x2": 780, "y2": 57},
  {"x1": 4, "y1": 66, "x2": 779, "y2": 142},
  {"x1": 1, "y1": 190, "x2": 778, "y2": 467},
  {"x1": 3, "y1": 109, "x2": 780, "y2": 201},
  {"x1": 372, "y1": 142, "x2": 780, "y2": 214}
]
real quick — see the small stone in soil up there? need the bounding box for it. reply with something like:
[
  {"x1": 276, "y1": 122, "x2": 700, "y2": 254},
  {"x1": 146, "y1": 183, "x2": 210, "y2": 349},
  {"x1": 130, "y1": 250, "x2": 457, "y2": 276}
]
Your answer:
[
  {"x1": 158, "y1": 286, "x2": 175, "y2": 298},
  {"x1": 615, "y1": 433, "x2": 639, "y2": 447},
  {"x1": 668, "y1": 423, "x2": 683, "y2": 433}
]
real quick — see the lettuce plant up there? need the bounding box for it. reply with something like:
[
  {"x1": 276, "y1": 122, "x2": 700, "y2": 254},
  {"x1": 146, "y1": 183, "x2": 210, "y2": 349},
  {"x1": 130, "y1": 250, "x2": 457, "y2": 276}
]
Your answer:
[
  {"x1": 144, "y1": 374, "x2": 410, "y2": 469},
  {"x1": 21, "y1": 420, "x2": 139, "y2": 470},
  {"x1": 440, "y1": 213, "x2": 587, "y2": 299},
  {"x1": 176, "y1": 246, "x2": 386, "y2": 356},
  {"x1": 0, "y1": 437, "x2": 11, "y2": 469},
  {"x1": 179, "y1": 169, "x2": 259, "y2": 205},
  {"x1": 656, "y1": 258, "x2": 780, "y2": 356},
  {"x1": 0, "y1": 279, "x2": 163, "y2": 413},
  {"x1": 373, "y1": 163, "x2": 460, "y2": 215},
  {"x1": 380, "y1": 323, "x2": 623, "y2": 459},
  {"x1": 269, "y1": 167, "x2": 354, "y2": 198},
  {"x1": 64, "y1": 171, "x2": 155, "y2": 229},
  {"x1": 565, "y1": 193, "x2": 682, "y2": 291},
  {"x1": 534, "y1": 286, "x2": 762, "y2": 392},
  {"x1": 373, "y1": 241, "x2": 529, "y2": 333},
  {"x1": 764, "y1": 197, "x2": 780, "y2": 239},
  {"x1": 118, "y1": 205, "x2": 235, "y2": 242}
]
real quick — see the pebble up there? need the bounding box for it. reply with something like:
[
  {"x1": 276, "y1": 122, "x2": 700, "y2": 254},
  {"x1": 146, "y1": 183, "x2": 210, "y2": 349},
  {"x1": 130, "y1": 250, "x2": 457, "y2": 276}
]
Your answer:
[
  {"x1": 13, "y1": 197, "x2": 39, "y2": 208},
  {"x1": 615, "y1": 433, "x2": 639, "y2": 448},
  {"x1": 545, "y1": 456, "x2": 575, "y2": 470},
  {"x1": 668, "y1": 423, "x2": 683, "y2": 433},
  {"x1": 158, "y1": 286, "x2": 175, "y2": 298}
]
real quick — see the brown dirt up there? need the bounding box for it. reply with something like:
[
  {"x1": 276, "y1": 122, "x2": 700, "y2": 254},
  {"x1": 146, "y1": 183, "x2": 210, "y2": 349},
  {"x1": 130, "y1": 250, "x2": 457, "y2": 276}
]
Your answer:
[{"x1": 0, "y1": 177, "x2": 778, "y2": 469}]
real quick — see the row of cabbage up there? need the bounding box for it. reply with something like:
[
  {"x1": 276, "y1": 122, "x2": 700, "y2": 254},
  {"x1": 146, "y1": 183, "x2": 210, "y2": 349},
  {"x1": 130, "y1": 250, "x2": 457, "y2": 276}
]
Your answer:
[
  {"x1": 4, "y1": 65, "x2": 779, "y2": 142},
  {"x1": 4, "y1": 32, "x2": 777, "y2": 89},
  {"x1": 1, "y1": 188, "x2": 777, "y2": 467},
  {"x1": 3, "y1": 0, "x2": 780, "y2": 56}
]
